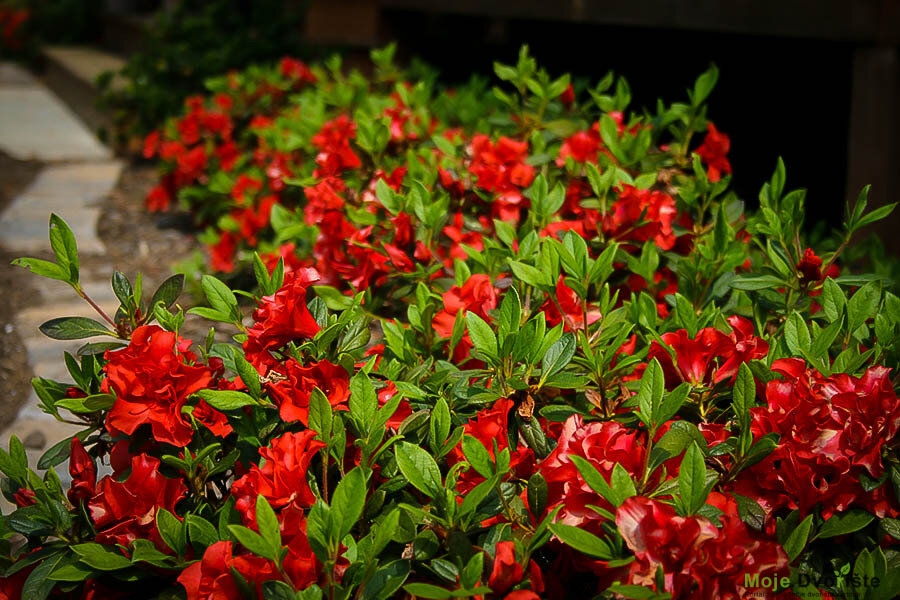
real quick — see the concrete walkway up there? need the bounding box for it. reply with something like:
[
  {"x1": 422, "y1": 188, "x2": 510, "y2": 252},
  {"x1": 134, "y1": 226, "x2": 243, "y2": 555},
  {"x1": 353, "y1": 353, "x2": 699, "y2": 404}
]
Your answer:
[{"x1": 0, "y1": 62, "x2": 122, "y2": 504}]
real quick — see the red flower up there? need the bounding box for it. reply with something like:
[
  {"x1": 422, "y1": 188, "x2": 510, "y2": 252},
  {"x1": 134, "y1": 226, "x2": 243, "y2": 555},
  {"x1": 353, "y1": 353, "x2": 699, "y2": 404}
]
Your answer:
[
  {"x1": 540, "y1": 417, "x2": 653, "y2": 530},
  {"x1": 695, "y1": 122, "x2": 732, "y2": 182},
  {"x1": 244, "y1": 269, "x2": 321, "y2": 361},
  {"x1": 312, "y1": 115, "x2": 361, "y2": 177},
  {"x1": 559, "y1": 83, "x2": 576, "y2": 107},
  {"x1": 647, "y1": 315, "x2": 769, "y2": 388},
  {"x1": 280, "y1": 57, "x2": 317, "y2": 84},
  {"x1": 556, "y1": 125, "x2": 601, "y2": 166},
  {"x1": 489, "y1": 541, "x2": 524, "y2": 595},
  {"x1": 231, "y1": 430, "x2": 326, "y2": 522},
  {"x1": 178, "y1": 540, "x2": 281, "y2": 600},
  {"x1": 733, "y1": 363, "x2": 900, "y2": 520},
  {"x1": 797, "y1": 247, "x2": 824, "y2": 282},
  {"x1": 68, "y1": 437, "x2": 97, "y2": 505},
  {"x1": 103, "y1": 325, "x2": 218, "y2": 447},
  {"x1": 266, "y1": 358, "x2": 350, "y2": 425},
  {"x1": 469, "y1": 135, "x2": 535, "y2": 222},
  {"x1": 145, "y1": 184, "x2": 173, "y2": 212},
  {"x1": 432, "y1": 274, "x2": 499, "y2": 338},
  {"x1": 88, "y1": 453, "x2": 187, "y2": 550},
  {"x1": 540, "y1": 276, "x2": 602, "y2": 332},
  {"x1": 617, "y1": 493, "x2": 788, "y2": 599},
  {"x1": 603, "y1": 185, "x2": 677, "y2": 250}
]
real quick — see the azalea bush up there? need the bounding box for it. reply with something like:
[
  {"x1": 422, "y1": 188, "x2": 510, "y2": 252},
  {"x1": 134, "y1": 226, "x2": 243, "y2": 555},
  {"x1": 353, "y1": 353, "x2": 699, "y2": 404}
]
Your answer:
[
  {"x1": 4, "y1": 45, "x2": 900, "y2": 600},
  {"x1": 96, "y1": 0, "x2": 307, "y2": 147}
]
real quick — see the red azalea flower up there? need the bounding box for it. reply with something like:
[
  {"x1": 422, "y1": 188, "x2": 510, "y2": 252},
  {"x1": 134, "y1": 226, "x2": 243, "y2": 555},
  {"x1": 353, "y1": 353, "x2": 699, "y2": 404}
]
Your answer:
[
  {"x1": 231, "y1": 430, "x2": 326, "y2": 521},
  {"x1": 279, "y1": 57, "x2": 316, "y2": 84},
  {"x1": 556, "y1": 125, "x2": 601, "y2": 166},
  {"x1": 432, "y1": 274, "x2": 499, "y2": 338},
  {"x1": 603, "y1": 185, "x2": 677, "y2": 250},
  {"x1": 312, "y1": 115, "x2": 361, "y2": 177},
  {"x1": 266, "y1": 358, "x2": 350, "y2": 425},
  {"x1": 88, "y1": 453, "x2": 187, "y2": 550},
  {"x1": 178, "y1": 540, "x2": 281, "y2": 600},
  {"x1": 68, "y1": 437, "x2": 97, "y2": 505},
  {"x1": 540, "y1": 417, "x2": 655, "y2": 530},
  {"x1": 647, "y1": 315, "x2": 769, "y2": 388},
  {"x1": 695, "y1": 122, "x2": 732, "y2": 183},
  {"x1": 540, "y1": 276, "x2": 602, "y2": 332},
  {"x1": 142, "y1": 130, "x2": 161, "y2": 159},
  {"x1": 797, "y1": 247, "x2": 824, "y2": 282},
  {"x1": 103, "y1": 325, "x2": 218, "y2": 447},
  {"x1": 617, "y1": 493, "x2": 788, "y2": 599},
  {"x1": 244, "y1": 269, "x2": 321, "y2": 359},
  {"x1": 489, "y1": 541, "x2": 524, "y2": 595},
  {"x1": 733, "y1": 363, "x2": 900, "y2": 520},
  {"x1": 145, "y1": 183, "x2": 173, "y2": 212},
  {"x1": 468, "y1": 134, "x2": 535, "y2": 222}
]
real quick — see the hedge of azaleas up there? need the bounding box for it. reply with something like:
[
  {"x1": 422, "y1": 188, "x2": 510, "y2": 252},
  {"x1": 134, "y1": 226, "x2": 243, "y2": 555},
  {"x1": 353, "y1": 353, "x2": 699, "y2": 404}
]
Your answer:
[{"x1": 4, "y1": 45, "x2": 900, "y2": 600}]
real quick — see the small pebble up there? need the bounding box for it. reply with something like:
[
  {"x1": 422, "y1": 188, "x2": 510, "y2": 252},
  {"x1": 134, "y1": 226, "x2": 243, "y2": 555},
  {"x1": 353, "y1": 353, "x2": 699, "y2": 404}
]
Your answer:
[
  {"x1": 3, "y1": 323, "x2": 12, "y2": 334},
  {"x1": 23, "y1": 430, "x2": 46, "y2": 450}
]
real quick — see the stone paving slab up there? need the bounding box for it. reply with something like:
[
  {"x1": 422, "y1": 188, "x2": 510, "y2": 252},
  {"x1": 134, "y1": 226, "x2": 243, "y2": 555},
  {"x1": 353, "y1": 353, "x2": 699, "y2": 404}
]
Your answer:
[
  {"x1": 0, "y1": 161, "x2": 122, "y2": 253},
  {"x1": 0, "y1": 87, "x2": 111, "y2": 161},
  {"x1": 0, "y1": 63, "x2": 37, "y2": 86}
]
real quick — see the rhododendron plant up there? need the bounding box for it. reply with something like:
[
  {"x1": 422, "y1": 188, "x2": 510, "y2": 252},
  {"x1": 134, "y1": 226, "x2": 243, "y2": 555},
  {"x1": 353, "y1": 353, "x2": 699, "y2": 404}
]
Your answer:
[{"x1": 4, "y1": 45, "x2": 900, "y2": 600}]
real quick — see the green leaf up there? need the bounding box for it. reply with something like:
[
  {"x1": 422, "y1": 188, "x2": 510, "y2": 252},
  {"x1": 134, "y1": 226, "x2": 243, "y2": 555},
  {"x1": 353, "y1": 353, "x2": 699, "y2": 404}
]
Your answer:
[
  {"x1": 854, "y1": 201, "x2": 897, "y2": 230},
  {"x1": 403, "y1": 583, "x2": 454, "y2": 599},
  {"x1": 527, "y1": 472, "x2": 548, "y2": 518},
  {"x1": 466, "y1": 311, "x2": 498, "y2": 361},
  {"x1": 429, "y1": 397, "x2": 451, "y2": 452},
  {"x1": 71, "y1": 543, "x2": 133, "y2": 571},
  {"x1": 363, "y1": 560, "x2": 410, "y2": 600},
  {"x1": 350, "y1": 373, "x2": 378, "y2": 436},
  {"x1": 200, "y1": 275, "x2": 239, "y2": 321},
  {"x1": 149, "y1": 274, "x2": 184, "y2": 311},
  {"x1": 691, "y1": 64, "x2": 719, "y2": 107},
  {"x1": 733, "y1": 363, "x2": 755, "y2": 428},
  {"x1": 255, "y1": 496, "x2": 282, "y2": 558},
  {"x1": 263, "y1": 580, "x2": 299, "y2": 600},
  {"x1": 309, "y1": 386, "x2": 333, "y2": 442},
  {"x1": 509, "y1": 260, "x2": 551, "y2": 288},
  {"x1": 461, "y1": 435, "x2": 494, "y2": 479},
  {"x1": 186, "y1": 514, "x2": 219, "y2": 549},
  {"x1": 733, "y1": 493, "x2": 766, "y2": 531},
  {"x1": 395, "y1": 441, "x2": 443, "y2": 498},
  {"x1": 157, "y1": 508, "x2": 186, "y2": 557},
  {"x1": 548, "y1": 523, "x2": 614, "y2": 559},
  {"x1": 783, "y1": 513, "x2": 813, "y2": 561},
  {"x1": 112, "y1": 271, "x2": 133, "y2": 307},
  {"x1": 39, "y1": 317, "x2": 115, "y2": 340},
  {"x1": 847, "y1": 281, "x2": 881, "y2": 334},
  {"x1": 49, "y1": 213, "x2": 79, "y2": 284},
  {"x1": 678, "y1": 443, "x2": 708, "y2": 515},
  {"x1": 821, "y1": 277, "x2": 846, "y2": 324},
  {"x1": 23, "y1": 551, "x2": 69, "y2": 600},
  {"x1": 731, "y1": 275, "x2": 785, "y2": 291},
  {"x1": 636, "y1": 358, "x2": 664, "y2": 427},
  {"x1": 11, "y1": 257, "x2": 69, "y2": 282},
  {"x1": 196, "y1": 389, "x2": 256, "y2": 411},
  {"x1": 313, "y1": 285, "x2": 354, "y2": 311},
  {"x1": 570, "y1": 455, "x2": 617, "y2": 507},
  {"x1": 784, "y1": 311, "x2": 811, "y2": 355},
  {"x1": 229, "y1": 524, "x2": 276, "y2": 560},
  {"x1": 331, "y1": 468, "x2": 367, "y2": 540},
  {"x1": 817, "y1": 509, "x2": 874, "y2": 539},
  {"x1": 541, "y1": 333, "x2": 576, "y2": 380}
]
